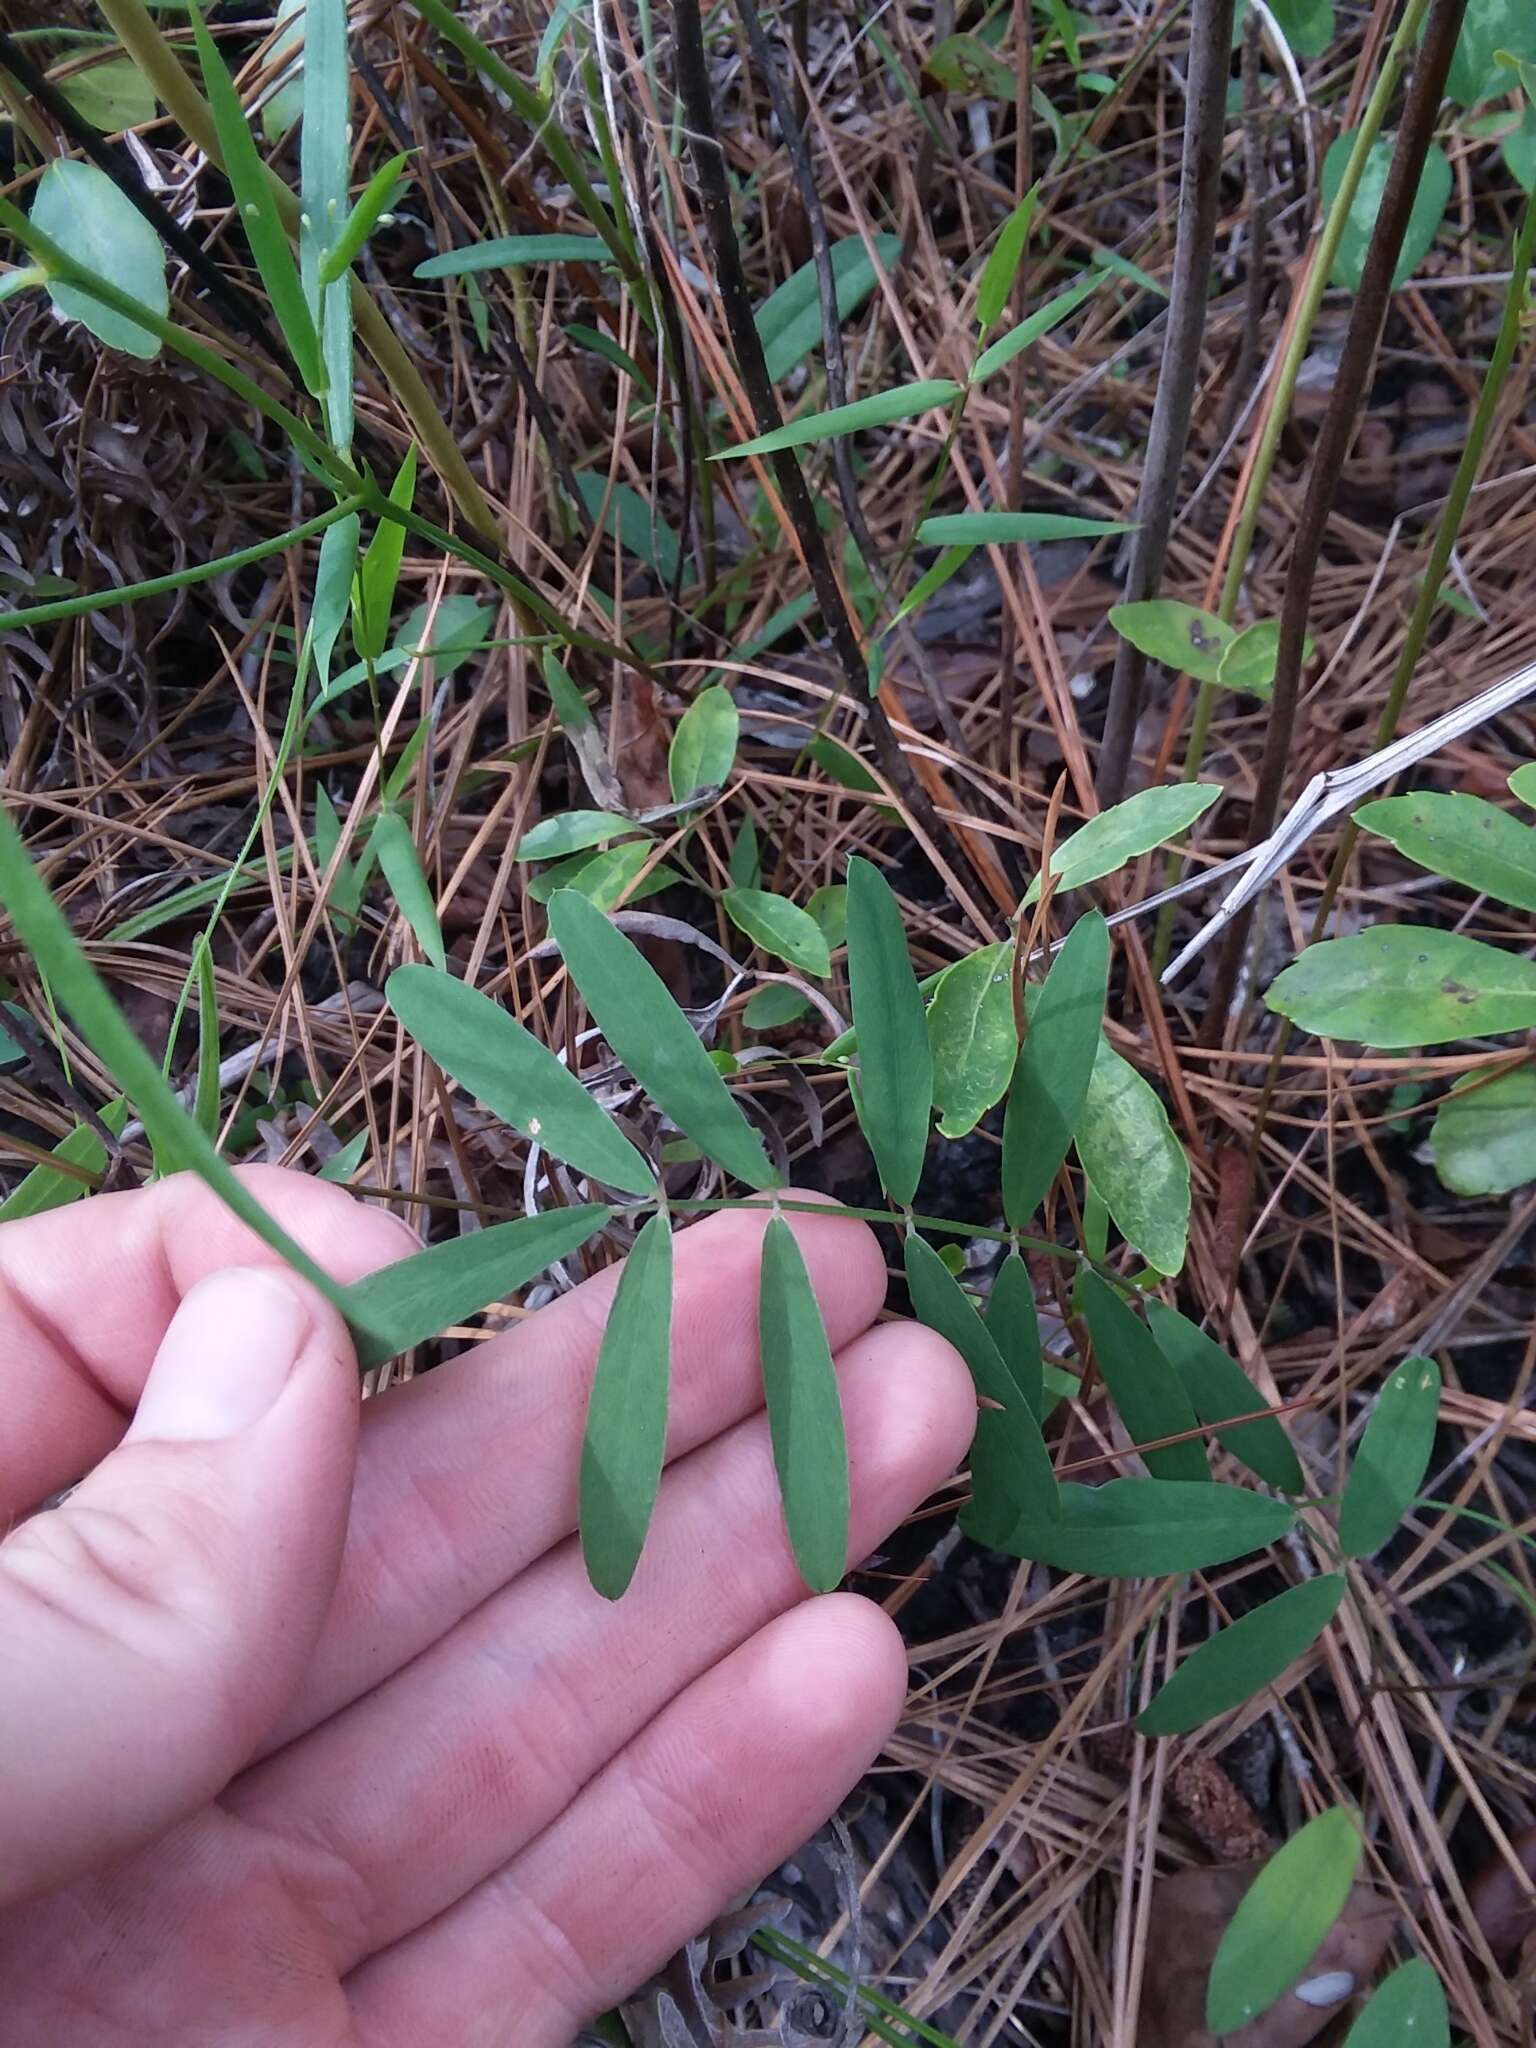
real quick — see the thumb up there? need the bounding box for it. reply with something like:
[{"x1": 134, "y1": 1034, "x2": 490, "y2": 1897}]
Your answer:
[{"x1": 0, "y1": 1264, "x2": 359, "y2": 1903}]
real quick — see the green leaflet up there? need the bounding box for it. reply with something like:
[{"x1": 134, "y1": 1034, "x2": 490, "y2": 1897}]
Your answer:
[
  {"x1": 54, "y1": 55, "x2": 156, "y2": 132},
  {"x1": 191, "y1": 935, "x2": 221, "y2": 1147},
  {"x1": 550, "y1": 890, "x2": 779, "y2": 1190},
  {"x1": 715, "y1": 380, "x2": 962, "y2": 461},
  {"x1": 370, "y1": 811, "x2": 446, "y2": 972},
  {"x1": 310, "y1": 512, "x2": 359, "y2": 697},
  {"x1": 1206, "y1": 1809, "x2": 1364, "y2": 2035},
  {"x1": 975, "y1": 184, "x2": 1038, "y2": 334},
  {"x1": 743, "y1": 986, "x2": 811, "y2": 1030},
  {"x1": 298, "y1": 0, "x2": 352, "y2": 449},
  {"x1": 386, "y1": 964, "x2": 655, "y2": 1195},
  {"x1": 394, "y1": 595, "x2": 497, "y2": 682},
  {"x1": 846, "y1": 857, "x2": 932, "y2": 1207},
  {"x1": 1430, "y1": 1064, "x2": 1536, "y2": 1196},
  {"x1": 321, "y1": 152, "x2": 411, "y2": 285},
  {"x1": 669, "y1": 686, "x2": 739, "y2": 801},
  {"x1": 1136, "y1": 1575, "x2": 1346, "y2": 1736},
  {"x1": 0, "y1": 1099, "x2": 127, "y2": 1221},
  {"x1": 416, "y1": 233, "x2": 609, "y2": 277},
  {"x1": 1003, "y1": 911, "x2": 1108, "y2": 1226},
  {"x1": 755, "y1": 234, "x2": 901, "y2": 381},
  {"x1": 354, "y1": 444, "x2": 418, "y2": 661},
  {"x1": 1321, "y1": 131, "x2": 1451, "y2": 290},
  {"x1": 1078, "y1": 1271, "x2": 1208, "y2": 1483},
  {"x1": 998, "y1": 1477, "x2": 1295, "y2": 1576},
  {"x1": 1076, "y1": 1040, "x2": 1190, "y2": 1276},
  {"x1": 339, "y1": 1204, "x2": 611, "y2": 1371},
  {"x1": 1022, "y1": 783, "x2": 1222, "y2": 904},
  {"x1": 1338, "y1": 1355, "x2": 1440, "y2": 1558},
  {"x1": 580, "y1": 1211, "x2": 674, "y2": 1598},
  {"x1": 1341, "y1": 1960, "x2": 1448, "y2": 2048},
  {"x1": 927, "y1": 943, "x2": 1017, "y2": 1140},
  {"x1": 1216, "y1": 619, "x2": 1307, "y2": 697},
  {"x1": 31, "y1": 159, "x2": 166, "y2": 360},
  {"x1": 1145, "y1": 1301, "x2": 1304, "y2": 1492},
  {"x1": 1355, "y1": 791, "x2": 1536, "y2": 912},
  {"x1": 1509, "y1": 761, "x2": 1536, "y2": 809},
  {"x1": 971, "y1": 270, "x2": 1100, "y2": 382},
  {"x1": 917, "y1": 511, "x2": 1132, "y2": 546},
  {"x1": 1109, "y1": 598, "x2": 1233, "y2": 685},
  {"x1": 904, "y1": 1234, "x2": 1057, "y2": 1532},
  {"x1": 729, "y1": 818, "x2": 761, "y2": 890},
  {"x1": 984, "y1": 1251, "x2": 1043, "y2": 1417},
  {"x1": 571, "y1": 474, "x2": 682, "y2": 583},
  {"x1": 317, "y1": 1129, "x2": 368, "y2": 1184},
  {"x1": 1266, "y1": 927, "x2": 1536, "y2": 1047},
  {"x1": 759, "y1": 1215, "x2": 850, "y2": 1592},
  {"x1": 516, "y1": 812, "x2": 637, "y2": 862},
  {"x1": 723, "y1": 888, "x2": 831, "y2": 978}
]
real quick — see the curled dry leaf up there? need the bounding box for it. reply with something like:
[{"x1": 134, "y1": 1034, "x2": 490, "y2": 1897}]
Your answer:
[
  {"x1": 1140, "y1": 1866, "x2": 1395, "y2": 2048},
  {"x1": 1466, "y1": 1822, "x2": 1536, "y2": 1962}
]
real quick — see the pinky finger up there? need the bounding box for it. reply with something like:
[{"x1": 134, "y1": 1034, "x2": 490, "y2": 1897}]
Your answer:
[{"x1": 346, "y1": 1594, "x2": 907, "y2": 2048}]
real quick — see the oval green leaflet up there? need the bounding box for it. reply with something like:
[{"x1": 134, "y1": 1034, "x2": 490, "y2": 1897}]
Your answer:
[
  {"x1": 1003, "y1": 911, "x2": 1109, "y2": 1226},
  {"x1": 1145, "y1": 1301, "x2": 1304, "y2": 1492},
  {"x1": 1321, "y1": 131, "x2": 1451, "y2": 291},
  {"x1": 846, "y1": 857, "x2": 933, "y2": 1207},
  {"x1": 516, "y1": 812, "x2": 640, "y2": 862},
  {"x1": 1206, "y1": 1808, "x2": 1364, "y2": 2036},
  {"x1": 1341, "y1": 1958, "x2": 1448, "y2": 2048},
  {"x1": 723, "y1": 888, "x2": 831, "y2": 978},
  {"x1": 669, "y1": 685, "x2": 739, "y2": 802},
  {"x1": 1338, "y1": 1355, "x2": 1440, "y2": 1559},
  {"x1": 714, "y1": 379, "x2": 962, "y2": 461},
  {"x1": 1075, "y1": 1040, "x2": 1190, "y2": 1276},
  {"x1": 998, "y1": 1477, "x2": 1295, "y2": 1576},
  {"x1": 339, "y1": 1203, "x2": 612, "y2": 1371},
  {"x1": 1109, "y1": 598, "x2": 1234, "y2": 684},
  {"x1": 549, "y1": 889, "x2": 779, "y2": 1191},
  {"x1": 984, "y1": 1251, "x2": 1043, "y2": 1417},
  {"x1": 1354, "y1": 791, "x2": 1536, "y2": 913},
  {"x1": 743, "y1": 985, "x2": 812, "y2": 1030},
  {"x1": 31, "y1": 159, "x2": 167, "y2": 360},
  {"x1": 1430, "y1": 1064, "x2": 1536, "y2": 1196},
  {"x1": 386, "y1": 964, "x2": 655, "y2": 1195},
  {"x1": 1137, "y1": 1574, "x2": 1346, "y2": 1737},
  {"x1": 369, "y1": 810, "x2": 446, "y2": 971},
  {"x1": 927, "y1": 942, "x2": 1017, "y2": 1139},
  {"x1": 1022, "y1": 783, "x2": 1222, "y2": 905},
  {"x1": 1267, "y1": 927, "x2": 1536, "y2": 1048},
  {"x1": 1078, "y1": 1271, "x2": 1208, "y2": 1483},
  {"x1": 580, "y1": 1211, "x2": 673, "y2": 1599},
  {"x1": 758, "y1": 1215, "x2": 850, "y2": 1592}
]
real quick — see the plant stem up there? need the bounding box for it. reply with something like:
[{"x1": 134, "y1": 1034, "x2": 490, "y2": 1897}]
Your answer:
[
  {"x1": 1095, "y1": 0, "x2": 1235, "y2": 804},
  {"x1": 1200, "y1": 0, "x2": 1471, "y2": 1039}
]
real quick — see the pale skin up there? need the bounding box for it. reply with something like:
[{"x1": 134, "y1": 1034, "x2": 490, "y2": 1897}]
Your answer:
[{"x1": 0, "y1": 1168, "x2": 972, "y2": 2046}]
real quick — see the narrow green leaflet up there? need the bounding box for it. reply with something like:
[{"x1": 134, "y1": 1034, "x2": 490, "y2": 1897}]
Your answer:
[
  {"x1": 984, "y1": 1250, "x2": 1043, "y2": 1416},
  {"x1": 387, "y1": 964, "x2": 655, "y2": 1195},
  {"x1": 905, "y1": 1233, "x2": 1021, "y2": 1411},
  {"x1": 1022, "y1": 784, "x2": 1221, "y2": 904},
  {"x1": 887, "y1": 546, "x2": 976, "y2": 634},
  {"x1": 975, "y1": 184, "x2": 1039, "y2": 333},
  {"x1": 723, "y1": 889, "x2": 831, "y2": 978},
  {"x1": 526, "y1": 841, "x2": 672, "y2": 909},
  {"x1": 927, "y1": 943, "x2": 1017, "y2": 1139},
  {"x1": 354, "y1": 445, "x2": 418, "y2": 661},
  {"x1": 1076, "y1": 1040, "x2": 1190, "y2": 1276},
  {"x1": 370, "y1": 811, "x2": 446, "y2": 971},
  {"x1": 394, "y1": 595, "x2": 496, "y2": 682},
  {"x1": 1342, "y1": 1960, "x2": 1448, "y2": 2048},
  {"x1": 971, "y1": 271, "x2": 1100, "y2": 382},
  {"x1": 759, "y1": 1215, "x2": 850, "y2": 1592},
  {"x1": 550, "y1": 890, "x2": 779, "y2": 1190},
  {"x1": 580, "y1": 1211, "x2": 673, "y2": 1598},
  {"x1": 310, "y1": 511, "x2": 359, "y2": 696},
  {"x1": 755, "y1": 234, "x2": 901, "y2": 382},
  {"x1": 729, "y1": 819, "x2": 760, "y2": 890},
  {"x1": 517, "y1": 812, "x2": 636, "y2": 862},
  {"x1": 1321, "y1": 132, "x2": 1452, "y2": 291},
  {"x1": 669, "y1": 685, "x2": 739, "y2": 801},
  {"x1": 189, "y1": 0, "x2": 323, "y2": 394},
  {"x1": 1079, "y1": 1271, "x2": 1208, "y2": 1483},
  {"x1": 998, "y1": 1477, "x2": 1295, "y2": 1575},
  {"x1": 543, "y1": 648, "x2": 594, "y2": 731},
  {"x1": 1266, "y1": 928, "x2": 1536, "y2": 1047},
  {"x1": 1003, "y1": 912, "x2": 1109, "y2": 1225},
  {"x1": 1338, "y1": 1355, "x2": 1440, "y2": 1558},
  {"x1": 1431, "y1": 1064, "x2": 1536, "y2": 1195},
  {"x1": 1354, "y1": 792, "x2": 1536, "y2": 912},
  {"x1": 192, "y1": 935, "x2": 221, "y2": 1145},
  {"x1": 416, "y1": 233, "x2": 608, "y2": 277},
  {"x1": 917, "y1": 512, "x2": 1132, "y2": 546},
  {"x1": 1145, "y1": 1301, "x2": 1304, "y2": 1492},
  {"x1": 0, "y1": 1100, "x2": 127, "y2": 1222},
  {"x1": 298, "y1": 0, "x2": 352, "y2": 449},
  {"x1": 317, "y1": 1129, "x2": 367, "y2": 1184},
  {"x1": 572, "y1": 473, "x2": 681, "y2": 582},
  {"x1": 320, "y1": 151, "x2": 411, "y2": 286},
  {"x1": 1109, "y1": 599, "x2": 1233, "y2": 685},
  {"x1": 1137, "y1": 1575, "x2": 1346, "y2": 1736},
  {"x1": 716, "y1": 380, "x2": 962, "y2": 462},
  {"x1": 846, "y1": 857, "x2": 933, "y2": 1207},
  {"x1": 1216, "y1": 619, "x2": 1308, "y2": 698},
  {"x1": 31, "y1": 160, "x2": 166, "y2": 360},
  {"x1": 1206, "y1": 1809, "x2": 1364, "y2": 2035},
  {"x1": 315, "y1": 787, "x2": 362, "y2": 918},
  {"x1": 339, "y1": 1203, "x2": 611, "y2": 1371}
]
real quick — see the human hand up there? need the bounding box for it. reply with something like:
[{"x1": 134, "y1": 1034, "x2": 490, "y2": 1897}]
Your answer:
[{"x1": 0, "y1": 1169, "x2": 970, "y2": 2045}]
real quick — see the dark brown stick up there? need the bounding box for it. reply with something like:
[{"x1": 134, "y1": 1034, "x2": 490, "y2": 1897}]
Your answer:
[
  {"x1": 1095, "y1": 0, "x2": 1235, "y2": 804},
  {"x1": 1199, "y1": 0, "x2": 1470, "y2": 1042}
]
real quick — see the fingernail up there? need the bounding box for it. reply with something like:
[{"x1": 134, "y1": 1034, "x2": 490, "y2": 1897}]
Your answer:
[{"x1": 129, "y1": 1268, "x2": 314, "y2": 1443}]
